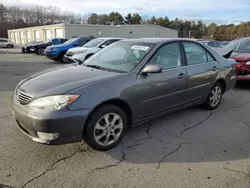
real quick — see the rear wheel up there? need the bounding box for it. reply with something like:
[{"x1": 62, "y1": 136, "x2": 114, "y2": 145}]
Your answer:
[
  {"x1": 203, "y1": 82, "x2": 223, "y2": 110},
  {"x1": 83, "y1": 104, "x2": 128, "y2": 151},
  {"x1": 7, "y1": 44, "x2": 12, "y2": 48},
  {"x1": 38, "y1": 48, "x2": 45, "y2": 55}
]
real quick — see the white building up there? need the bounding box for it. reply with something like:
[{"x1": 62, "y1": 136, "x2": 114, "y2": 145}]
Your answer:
[{"x1": 7, "y1": 23, "x2": 178, "y2": 44}]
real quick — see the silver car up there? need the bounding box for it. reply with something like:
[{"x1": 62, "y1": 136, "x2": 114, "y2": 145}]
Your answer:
[
  {"x1": 12, "y1": 38, "x2": 236, "y2": 150},
  {"x1": 0, "y1": 38, "x2": 14, "y2": 48}
]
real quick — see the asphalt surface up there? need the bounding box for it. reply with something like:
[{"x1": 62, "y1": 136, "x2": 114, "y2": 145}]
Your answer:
[{"x1": 0, "y1": 54, "x2": 250, "y2": 188}]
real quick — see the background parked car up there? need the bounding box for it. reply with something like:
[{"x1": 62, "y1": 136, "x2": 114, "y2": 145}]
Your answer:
[
  {"x1": 22, "y1": 41, "x2": 43, "y2": 53},
  {"x1": 32, "y1": 38, "x2": 68, "y2": 55},
  {"x1": 0, "y1": 38, "x2": 14, "y2": 48},
  {"x1": 64, "y1": 37, "x2": 124, "y2": 63},
  {"x1": 226, "y1": 37, "x2": 250, "y2": 81},
  {"x1": 12, "y1": 38, "x2": 236, "y2": 150},
  {"x1": 44, "y1": 36, "x2": 94, "y2": 62},
  {"x1": 221, "y1": 41, "x2": 230, "y2": 47},
  {"x1": 199, "y1": 40, "x2": 222, "y2": 47}
]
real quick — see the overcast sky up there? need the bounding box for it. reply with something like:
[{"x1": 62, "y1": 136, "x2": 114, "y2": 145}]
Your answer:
[{"x1": 1, "y1": 0, "x2": 250, "y2": 24}]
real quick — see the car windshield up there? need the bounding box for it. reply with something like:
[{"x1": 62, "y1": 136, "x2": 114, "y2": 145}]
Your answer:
[
  {"x1": 63, "y1": 38, "x2": 78, "y2": 45},
  {"x1": 226, "y1": 38, "x2": 250, "y2": 53},
  {"x1": 83, "y1": 39, "x2": 105, "y2": 48},
  {"x1": 83, "y1": 41, "x2": 155, "y2": 73}
]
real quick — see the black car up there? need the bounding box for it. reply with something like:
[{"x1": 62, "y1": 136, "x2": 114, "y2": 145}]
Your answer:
[
  {"x1": 22, "y1": 41, "x2": 43, "y2": 53},
  {"x1": 31, "y1": 38, "x2": 68, "y2": 55}
]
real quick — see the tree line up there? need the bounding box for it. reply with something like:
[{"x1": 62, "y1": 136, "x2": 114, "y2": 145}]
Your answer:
[{"x1": 1, "y1": 3, "x2": 250, "y2": 40}]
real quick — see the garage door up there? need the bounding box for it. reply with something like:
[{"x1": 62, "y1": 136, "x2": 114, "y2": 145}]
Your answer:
[
  {"x1": 55, "y1": 28, "x2": 63, "y2": 38},
  {"x1": 14, "y1": 32, "x2": 18, "y2": 44},
  {"x1": 26, "y1": 31, "x2": 31, "y2": 42},
  {"x1": 20, "y1": 32, "x2": 24, "y2": 44},
  {"x1": 34, "y1": 30, "x2": 40, "y2": 41},
  {"x1": 45, "y1": 29, "x2": 52, "y2": 40},
  {"x1": 10, "y1": 32, "x2": 14, "y2": 42}
]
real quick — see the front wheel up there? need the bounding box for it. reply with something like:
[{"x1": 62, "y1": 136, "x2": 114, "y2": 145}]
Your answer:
[
  {"x1": 83, "y1": 104, "x2": 128, "y2": 151},
  {"x1": 203, "y1": 82, "x2": 223, "y2": 110}
]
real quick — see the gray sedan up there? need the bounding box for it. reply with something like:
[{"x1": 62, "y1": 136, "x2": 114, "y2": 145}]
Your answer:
[{"x1": 12, "y1": 38, "x2": 237, "y2": 150}]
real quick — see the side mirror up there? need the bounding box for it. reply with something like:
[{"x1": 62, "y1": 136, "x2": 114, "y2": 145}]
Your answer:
[
  {"x1": 100, "y1": 44, "x2": 107, "y2": 48},
  {"x1": 73, "y1": 44, "x2": 78, "y2": 47},
  {"x1": 141, "y1": 64, "x2": 162, "y2": 74}
]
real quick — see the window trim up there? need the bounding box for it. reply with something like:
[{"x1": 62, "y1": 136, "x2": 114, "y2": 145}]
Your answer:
[
  {"x1": 181, "y1": 41, "x2": 216, "y2": 66},
  {"x1": 146, "y1": 41, "x2": 185, "y2": 71}
]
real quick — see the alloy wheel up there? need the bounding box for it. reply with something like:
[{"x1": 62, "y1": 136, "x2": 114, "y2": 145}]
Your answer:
[
  {"x1": 209, "y1": 86, "x2": 222, "y2": 107},
  {"x1": 94, "y1": 113, "x2": 123, "y2": 146}
]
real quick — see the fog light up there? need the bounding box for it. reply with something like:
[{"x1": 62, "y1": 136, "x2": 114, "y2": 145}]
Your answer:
[{"x1": 37, "y1": 132, "x2": 59, "y2": 141}]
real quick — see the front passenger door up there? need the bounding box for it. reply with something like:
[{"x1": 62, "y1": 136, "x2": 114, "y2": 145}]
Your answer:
[
  {"x1": 136, "y1": 42, "x2": 188, "y2": 120},
  {"x1": 182, "y1": 41, "x2": 220, "y2": 102}
]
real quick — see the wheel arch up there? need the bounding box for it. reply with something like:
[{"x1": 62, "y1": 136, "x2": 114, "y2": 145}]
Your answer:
[
  {"x1": 82, "y1": 98, "x2": 133, "y2": 136},
  {"x1": 216, "y1": 78, "x2": 227, "y2": 93}
]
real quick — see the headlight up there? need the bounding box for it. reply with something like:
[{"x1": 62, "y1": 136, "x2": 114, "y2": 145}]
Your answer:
[
  {"x1": 51, "y1": 48, "x2": 59, "y2": 51},
  {"x1": 27, "y1": 95, "x2": 79, "y2": 111},
  {"x1": 245, "y1": 61, "x2": 250, "y2": 65},
  {"x1": 76, "y1": 50, "x2": 87, "y2": 54}
]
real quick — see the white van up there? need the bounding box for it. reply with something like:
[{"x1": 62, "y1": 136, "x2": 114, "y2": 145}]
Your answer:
[{"x1": 0, "y1": 38, "x2": 14, "y2": 48}]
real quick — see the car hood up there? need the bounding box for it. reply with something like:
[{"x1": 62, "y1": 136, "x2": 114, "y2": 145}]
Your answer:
[
  {"x1": 230, "y1": 52, "x2": 250, "y2": 62},
  {"x1": 18, "y1": 65, "x2": 121, "y2": 98},
  {"x1": 68, "y1": 47, "x2": 88, "y2": 52}
]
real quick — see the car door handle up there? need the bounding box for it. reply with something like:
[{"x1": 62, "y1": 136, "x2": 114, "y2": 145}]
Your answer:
[
  {"x1": 212, "y1": 66, "x2": 218, "y2": 71},
  {"x1": 177, "y1": 73, "x2": 186, "y2": 79}
]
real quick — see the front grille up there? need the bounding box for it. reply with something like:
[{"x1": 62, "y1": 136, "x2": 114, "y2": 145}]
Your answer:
[{"x1": 17, "y1": 90, "x2": 33, "y2": 105}]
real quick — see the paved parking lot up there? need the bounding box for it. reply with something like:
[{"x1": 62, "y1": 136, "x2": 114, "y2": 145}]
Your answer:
[{"x1": 0, "y1": 54, "x2": 250, "y2": 188}]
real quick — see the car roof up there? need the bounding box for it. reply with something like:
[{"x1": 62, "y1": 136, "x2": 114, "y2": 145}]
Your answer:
[
  {"x1": 120, "y1": 38, "x2": 208, "y2": 44},
  {"x1": 97, "y1": 37, "x2": 125, "y2": 40}
]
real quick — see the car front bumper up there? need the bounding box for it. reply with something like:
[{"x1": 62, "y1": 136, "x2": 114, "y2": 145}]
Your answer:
[
  {"x1": 63, "y1": 55, "x2": 76, "y2": 63},
  {"x1": 11, "y1": 94, "x2": 91, "y2": 144}
]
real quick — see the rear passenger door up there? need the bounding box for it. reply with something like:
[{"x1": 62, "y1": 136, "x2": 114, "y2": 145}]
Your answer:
[
  {"x1": 0, "y1": 39, "x2": 7, "y2": 47},
  {"x1": 182, "y1": 41, "x2": 220, "y2": 102}
]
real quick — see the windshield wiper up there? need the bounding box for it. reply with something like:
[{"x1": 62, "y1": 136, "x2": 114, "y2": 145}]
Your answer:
[{"x1": 85, "y1": 64, "x2": 105, "y2": 70}]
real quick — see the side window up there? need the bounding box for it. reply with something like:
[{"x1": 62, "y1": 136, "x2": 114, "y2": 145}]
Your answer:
[
  {"x1": 207, "y1": 52, "x2": 216, "y2": 62},
  {"x1": 102, "y1": 39, "x2": 120, "y2": 46},
  {"x1": 148, "y1": 42, "x2": 182, "y2": 70},
  {"x1": 183, "y1": 42, "x2": 207, "y2": 65},
  {"x1": 0, "y1": 39, "x2": 7, "y2": 42},
  {"x1": 77, "y1": 39, "x2": 87, "y2": 46}
]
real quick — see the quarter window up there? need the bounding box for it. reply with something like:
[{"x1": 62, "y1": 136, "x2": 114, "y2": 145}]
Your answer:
[
  {"x1": 149, "y1": 42, "x2": 182, "y2": 70},
  {"x1": 183, "y1": 42, "x2": 215, "y2": 65}
]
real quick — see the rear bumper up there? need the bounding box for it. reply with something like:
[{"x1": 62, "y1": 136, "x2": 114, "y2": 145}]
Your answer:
[{"x1": 237, "y1": 75, "x2": 250, "y2": 81}]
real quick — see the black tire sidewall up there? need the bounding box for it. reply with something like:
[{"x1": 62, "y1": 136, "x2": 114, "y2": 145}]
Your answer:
[
  {"x1": 84, "y1": 104, "x2": 128, "y2": 151},
  {"x1": 204, "y1": 82, "x2": 223, "y2": 110}
]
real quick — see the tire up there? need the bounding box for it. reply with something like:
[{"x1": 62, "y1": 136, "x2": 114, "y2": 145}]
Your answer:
[
  {"x1": 203, "y1": 82, "x2": 223, "y2": 110},
  {"x1": 7, "y1": 44, "x2": 12, "y2": 48},
  {"x1": 83, "y1": 104, "x2": 128, "y2": 151},
  {"x1": 59, "y1": 52, "x2": 66, "y2": 62},
  {"x1": 38, "y1": 48, "x2": 45, "y2": 55}
]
